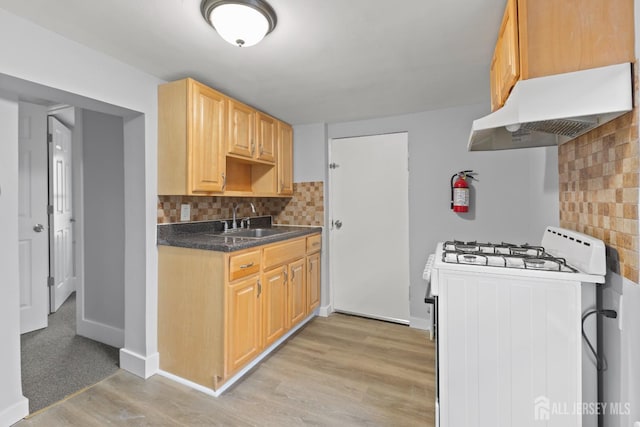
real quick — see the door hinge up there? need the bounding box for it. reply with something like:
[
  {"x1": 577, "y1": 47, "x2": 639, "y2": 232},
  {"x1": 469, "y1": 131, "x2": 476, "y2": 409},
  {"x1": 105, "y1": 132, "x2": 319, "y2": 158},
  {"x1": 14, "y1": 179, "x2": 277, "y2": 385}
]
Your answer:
[
  {"x1": 47, "y1": 276, "x2": 54, "y2": 287},
  {"x1": 329, "y1": 163, "x2": 339, "y2": 169},
  {"x1": 47, "y1": 133, "x2": 53, "y2": 143},
  {"x1": 47, "y1": 205, "x2": 54, "y2": 215}
]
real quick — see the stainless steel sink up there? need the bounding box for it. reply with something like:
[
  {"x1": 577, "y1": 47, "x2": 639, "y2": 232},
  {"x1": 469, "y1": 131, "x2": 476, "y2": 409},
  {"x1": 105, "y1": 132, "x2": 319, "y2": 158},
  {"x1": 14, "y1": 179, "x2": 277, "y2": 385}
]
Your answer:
[
  {"x1": 206, "y1": 228, "x2": 287, "y2": 240},
  {"x1": 226, "y1": 228, "x2": 284, "y2": 238}
]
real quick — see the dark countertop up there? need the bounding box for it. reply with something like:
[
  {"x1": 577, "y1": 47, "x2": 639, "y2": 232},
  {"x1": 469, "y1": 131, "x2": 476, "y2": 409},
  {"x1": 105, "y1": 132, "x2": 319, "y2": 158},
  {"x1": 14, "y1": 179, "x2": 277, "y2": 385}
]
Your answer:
[{"x1": 157, "y1": 216, "x2": 322, "y2": 253}]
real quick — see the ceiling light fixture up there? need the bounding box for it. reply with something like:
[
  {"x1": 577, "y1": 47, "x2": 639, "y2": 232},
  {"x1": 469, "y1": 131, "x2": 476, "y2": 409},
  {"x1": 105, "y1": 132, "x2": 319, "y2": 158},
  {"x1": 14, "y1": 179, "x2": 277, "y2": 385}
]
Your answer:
[{"x1": 201, "y1": 0, "x2": 277, "y2": 48}]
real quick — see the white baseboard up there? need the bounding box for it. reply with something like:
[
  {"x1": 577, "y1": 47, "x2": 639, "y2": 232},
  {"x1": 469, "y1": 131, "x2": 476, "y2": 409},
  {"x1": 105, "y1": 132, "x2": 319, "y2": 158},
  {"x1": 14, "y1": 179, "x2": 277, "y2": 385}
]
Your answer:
[
  {"x1": 0, "y1": 396, "x2": 28, "y2": 426},
  {"x1": 120, "y1": 348, "x2": 159, "y2": 379},
  {"x1": 158, "y1": 313, "x2": 316, "y2": 397},
  {"x1": 157, "y1": 370, "x2": 219, "y2": 397},
  {"x1": 77, "y1": 317, "x2": 124, "y2": 348},
  {"x1": 318, "y1": 304, "x2": 333, "y2": 317},
  {"x1": 410, "y1": 316, "x2": 432, "y2": 331}
]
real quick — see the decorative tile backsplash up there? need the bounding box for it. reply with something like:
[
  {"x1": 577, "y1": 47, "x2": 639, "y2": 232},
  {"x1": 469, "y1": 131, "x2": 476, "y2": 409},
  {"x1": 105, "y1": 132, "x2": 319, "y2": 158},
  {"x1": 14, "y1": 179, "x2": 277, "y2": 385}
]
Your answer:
[
  {"x1": 558, "y1": 66, "x2": 639, "y2": 283},
  {"x1": 157, "y1": 181, "x2": 324, "y2": 227}
]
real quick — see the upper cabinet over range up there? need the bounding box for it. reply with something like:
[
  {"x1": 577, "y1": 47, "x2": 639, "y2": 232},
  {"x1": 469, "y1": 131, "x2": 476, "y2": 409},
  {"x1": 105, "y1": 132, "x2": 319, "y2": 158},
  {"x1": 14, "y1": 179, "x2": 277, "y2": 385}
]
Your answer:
[
  {"x1": 490, "y1": 0, "x2": 634, "y2": 111},
  {"x1": 158, "y1": 78, "x2": 293, "y2": 197}
]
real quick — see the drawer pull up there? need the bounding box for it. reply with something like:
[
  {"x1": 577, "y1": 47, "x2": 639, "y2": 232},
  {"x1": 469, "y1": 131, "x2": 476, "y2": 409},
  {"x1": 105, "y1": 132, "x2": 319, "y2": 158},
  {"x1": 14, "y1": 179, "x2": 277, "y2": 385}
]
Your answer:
[
  {"x1": 240, "y1": 262, "x2": 254, "y2": 269},
  {"x1": 312, "y1": 242, "x2": 320, "y2": 246}
]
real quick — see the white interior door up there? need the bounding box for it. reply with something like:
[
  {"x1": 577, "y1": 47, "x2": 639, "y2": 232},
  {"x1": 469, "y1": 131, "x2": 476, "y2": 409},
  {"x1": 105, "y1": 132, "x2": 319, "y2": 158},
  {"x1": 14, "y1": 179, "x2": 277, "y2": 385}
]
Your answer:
[
  {"x1": 49, "y1": 116, "x2": 75, "y2": 312},
  {"x1": 19, "y1": 102, "x2": 49, "y2": 334},
  {"x1": 330, "y1": 132, "x2": 410, "y2": 323}
]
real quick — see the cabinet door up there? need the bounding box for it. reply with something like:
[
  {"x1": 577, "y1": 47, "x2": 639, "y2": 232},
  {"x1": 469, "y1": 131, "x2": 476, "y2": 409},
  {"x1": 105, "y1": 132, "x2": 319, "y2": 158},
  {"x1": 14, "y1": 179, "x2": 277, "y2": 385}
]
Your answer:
[
  {"x1": 262, "y1": 267, "x2": 287, "y2": 347},
  {"x1": 227, "y1": 99, "x2": 255, "y2": 159},
  {"x1": 255, "y1": 112, "x2": 276, "y2": 163},
  {"x1": 277, "y1": 122, "x2": 293, "y2": 195},
  {"x1": 520, "y1": 0, "x2": 634, "y2": 79},
  {"x1": 491, "y1": 0, "x2": 519, "y2": 110},
  {"x1": 189, "y1": 82, "x2": 227, "y2": 192},
  {"x1": 288, "y1": 259, "x2": 306, "y2": 327},
  {"x1": 489, "y1": 52, "x2": 501, "y2": 112},
  {"x1": 307, "y1": 252, "x2": 321, "y2": 313},
  {"x1": 226, "y1": 276, "x2": 261, "y2": 376}
]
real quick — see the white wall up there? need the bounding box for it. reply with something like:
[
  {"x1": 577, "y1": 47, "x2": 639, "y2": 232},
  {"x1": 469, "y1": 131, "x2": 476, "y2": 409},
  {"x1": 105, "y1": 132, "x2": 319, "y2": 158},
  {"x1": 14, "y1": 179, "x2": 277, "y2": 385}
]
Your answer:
[
  {"x1": 293, "y1": 123, "x2": 327, "y2": 182},
  {"x1": 0, "y1": 93, "x2": 29, "y2": 426},
  {"x1": 0, "y1": 9, "x2": 163, "y2": 422},
  {"x1": 324, "y1": 103, "x2": 559, "y2": 322},
  {"x1": 292, "y1": 123, "x2": 332, "y2": 313},
  {"x1": 80, "y1": 110, "x2": 125, "y2": 345}
]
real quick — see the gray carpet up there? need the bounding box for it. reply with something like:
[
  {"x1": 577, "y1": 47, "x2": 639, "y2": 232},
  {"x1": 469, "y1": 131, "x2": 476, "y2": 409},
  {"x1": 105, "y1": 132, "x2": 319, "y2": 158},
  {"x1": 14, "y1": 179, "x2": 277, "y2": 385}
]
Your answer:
[{"x1": 21, "y1": 292, "x2": 120, "y2": 413}]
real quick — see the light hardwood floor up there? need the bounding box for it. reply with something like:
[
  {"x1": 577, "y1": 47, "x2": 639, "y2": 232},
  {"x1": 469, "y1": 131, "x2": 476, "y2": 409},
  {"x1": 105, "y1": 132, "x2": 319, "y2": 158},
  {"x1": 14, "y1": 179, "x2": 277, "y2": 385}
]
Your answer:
[{"x1": 17, "y1": 313, "x2": 435, "y2": 426}]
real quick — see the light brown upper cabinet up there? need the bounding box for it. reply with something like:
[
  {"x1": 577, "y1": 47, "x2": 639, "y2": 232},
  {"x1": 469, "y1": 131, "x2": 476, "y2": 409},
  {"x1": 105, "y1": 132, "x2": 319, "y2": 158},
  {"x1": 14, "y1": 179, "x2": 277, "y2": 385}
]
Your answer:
[
  {"x1": 227, "y1": 99, "x2": 256, "y2": 159},
  {"x1": 159, "y1": 78, "x2": 293, "y2": 197},
  {"x1": 277, "y1": 121, "x2": 293, "y2": 195},
  {"x1": 490, "y1": 0, "x2": 519, "y2": 111},
  {"x1": 255, "y1": 112, "x2": 277, "y2": 163},
  {"x1": 227, "y1": 101, "x2": 277, "y2": 165},
  {"x1": 158, "y1": 78, "x2": 227, "y2": 194},
  {"x1": 490, "y1": 0, "x2": 634, "y2": 111}
]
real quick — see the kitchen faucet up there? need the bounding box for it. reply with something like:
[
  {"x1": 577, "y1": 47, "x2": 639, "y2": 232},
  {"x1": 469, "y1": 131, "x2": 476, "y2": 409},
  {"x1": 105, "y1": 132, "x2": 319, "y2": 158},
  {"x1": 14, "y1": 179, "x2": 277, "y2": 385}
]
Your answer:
[{"x1": 232, "y1": 202, "x2": 256, "y2": 229}]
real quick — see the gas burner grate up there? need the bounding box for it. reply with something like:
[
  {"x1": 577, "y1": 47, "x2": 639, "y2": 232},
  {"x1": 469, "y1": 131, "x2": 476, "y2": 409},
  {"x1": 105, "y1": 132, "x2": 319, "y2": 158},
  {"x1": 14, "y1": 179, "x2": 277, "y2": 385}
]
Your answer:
[{"x1": 441, "y1": 241, "x2": 578, "y2": 273}]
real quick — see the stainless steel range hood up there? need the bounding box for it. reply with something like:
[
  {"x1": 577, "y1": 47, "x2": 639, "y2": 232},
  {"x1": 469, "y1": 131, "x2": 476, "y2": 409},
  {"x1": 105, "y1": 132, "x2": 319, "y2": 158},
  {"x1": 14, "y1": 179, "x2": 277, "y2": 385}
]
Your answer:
[{"x1": 468, "y1": 63, "x2": 633, "y2": 151}]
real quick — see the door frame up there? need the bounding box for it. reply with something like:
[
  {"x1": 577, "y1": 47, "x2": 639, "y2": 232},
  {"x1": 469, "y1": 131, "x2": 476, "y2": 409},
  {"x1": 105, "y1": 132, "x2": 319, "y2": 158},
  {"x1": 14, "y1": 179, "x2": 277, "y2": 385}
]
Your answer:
[{"x1": 327, "y1": 132, "x2": 411, "y2": 324}]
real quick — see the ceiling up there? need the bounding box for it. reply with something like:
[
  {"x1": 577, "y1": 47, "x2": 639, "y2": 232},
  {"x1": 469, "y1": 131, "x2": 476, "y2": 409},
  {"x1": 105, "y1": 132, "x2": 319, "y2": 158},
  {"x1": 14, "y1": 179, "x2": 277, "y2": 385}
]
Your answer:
[{"x1": 0, "y1": 0, "x2": 504, "y2": 125}]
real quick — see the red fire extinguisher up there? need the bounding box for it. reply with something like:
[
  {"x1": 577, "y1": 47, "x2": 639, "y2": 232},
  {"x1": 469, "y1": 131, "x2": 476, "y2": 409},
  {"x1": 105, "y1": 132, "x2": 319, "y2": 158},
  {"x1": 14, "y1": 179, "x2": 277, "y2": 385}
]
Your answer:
[{"x1": 450, "y1": 170, "x2": 476, "y2": 213}]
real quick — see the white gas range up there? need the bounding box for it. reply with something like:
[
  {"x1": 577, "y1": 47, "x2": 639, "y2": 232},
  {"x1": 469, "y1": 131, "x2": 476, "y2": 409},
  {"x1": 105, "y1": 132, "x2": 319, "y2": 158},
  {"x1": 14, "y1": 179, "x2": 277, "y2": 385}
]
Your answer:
[{"x1": 424, "y1": 226, "x2": 606, "y2": 427}]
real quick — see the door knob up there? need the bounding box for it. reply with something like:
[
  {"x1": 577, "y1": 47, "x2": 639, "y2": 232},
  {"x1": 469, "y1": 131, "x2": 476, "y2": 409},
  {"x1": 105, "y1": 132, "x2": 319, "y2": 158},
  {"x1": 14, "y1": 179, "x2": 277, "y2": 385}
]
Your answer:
[
  {"x1": 33, "y1": 224, "x2": 45, "y2": 233},
  {"x1": 334, "y1": 220, "x2": 343, "y2": 229}
]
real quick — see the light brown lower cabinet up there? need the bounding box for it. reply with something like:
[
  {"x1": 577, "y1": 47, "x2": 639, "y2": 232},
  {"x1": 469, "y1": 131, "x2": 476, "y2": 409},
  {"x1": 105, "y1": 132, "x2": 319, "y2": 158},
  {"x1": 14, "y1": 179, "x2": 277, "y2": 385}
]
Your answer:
[
  {"x1": 158, "y1": 233, "x2": 321, "y2": 391},
  {"x1": 287, "y1": 258, "x2": 306, "y2": 327},
  {"x1": 226, "y1": 275, "x2": 261, "y2": 376},
  {"x1": 306, "y1": 234, "x2": 322, "y2": 313},
  {"x1": 307, "y1": 251, "x2": 321, "y2": 312},
  {"x1": 262, "y1": 266, "x2": 287, "y2": 348}
]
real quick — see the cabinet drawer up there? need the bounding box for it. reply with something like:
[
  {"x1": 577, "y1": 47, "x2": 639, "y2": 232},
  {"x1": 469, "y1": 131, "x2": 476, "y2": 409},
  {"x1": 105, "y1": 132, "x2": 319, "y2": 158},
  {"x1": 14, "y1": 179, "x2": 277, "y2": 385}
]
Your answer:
[
  {"x1": 263, "y1": 239, "x2": 305, "y2": 270},
  {"x1": 228, "y1": 250, "x2": 261, "y2": 282},
  {"x1": 306, "y1": 234, "x2": 322, "y2": 254}
]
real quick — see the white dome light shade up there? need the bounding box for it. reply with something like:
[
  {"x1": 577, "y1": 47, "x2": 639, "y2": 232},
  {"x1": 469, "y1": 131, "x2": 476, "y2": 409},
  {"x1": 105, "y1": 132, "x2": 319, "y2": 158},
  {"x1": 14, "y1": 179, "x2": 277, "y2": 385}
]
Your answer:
[
  {"x1": 211, "y1": 4, "x2": 268, "y2": 47},
  {"x1": 201, "y1": 0, "x2": 277, "y2": 48}
]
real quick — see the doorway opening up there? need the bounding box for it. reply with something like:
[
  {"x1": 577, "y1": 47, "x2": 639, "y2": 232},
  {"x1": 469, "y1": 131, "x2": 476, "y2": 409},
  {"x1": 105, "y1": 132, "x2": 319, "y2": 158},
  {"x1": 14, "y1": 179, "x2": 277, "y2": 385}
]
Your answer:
[{"x1": 17, "y1": 99, "x2": 132, "y2": 413}]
